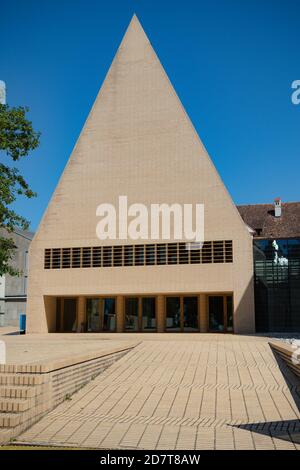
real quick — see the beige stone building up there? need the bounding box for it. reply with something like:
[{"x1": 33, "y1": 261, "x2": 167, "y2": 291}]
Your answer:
[{"x1": 27, "y1": 15, "x2": 255, "y2": 334}]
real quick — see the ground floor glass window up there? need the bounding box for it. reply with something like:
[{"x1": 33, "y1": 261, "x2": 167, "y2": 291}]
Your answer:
[
  {"x1": 166, "y1": 296, "x2": 198, "y2": 332},
  {"x1": 125, "y1": 297, "x2": 156, "y2": 332},
  {"x1": 86, "y1": 297, "x2": 116, "y2": 332}
]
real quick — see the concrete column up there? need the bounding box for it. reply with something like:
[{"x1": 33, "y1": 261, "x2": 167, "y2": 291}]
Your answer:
[
  {"x1": 77, "y1": 296, "x2": 85, "y2": 332},
  {"x1": 233, "y1": 284, "x2": 255, "y2": 334},
  {"x1": 199, "y1": 294, "x2": 207, "y2": 333},
  {"x1": 44, "y1": 296, "x2": 57, "y2": 333},
  {"x1": 157, "y1": 295, "x2": 165, "y2": 333},
  {"x1": 116, "y1": 295, "x2": 124, "y2": 332},
  {"x1": 27, "y1": 294, "x2": 50, "y2": 334}
]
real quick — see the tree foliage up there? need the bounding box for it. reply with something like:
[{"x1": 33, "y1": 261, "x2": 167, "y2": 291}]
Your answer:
[{"x1": 0, "y1": 103, "x2": 40, "y2": 276}]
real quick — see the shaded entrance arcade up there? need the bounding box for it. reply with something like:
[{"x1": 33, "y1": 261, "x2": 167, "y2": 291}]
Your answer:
[{"x1": 53, "y1": 293, "x2": 234, "y2": 333}]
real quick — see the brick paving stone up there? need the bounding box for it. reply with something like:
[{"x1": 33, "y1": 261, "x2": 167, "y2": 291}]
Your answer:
[
  {"x1": 215, "y1": 428, "x2": 235, "y2": 450},
  {"x1": 233, "y1": 427, "x2": 255, "y2": 450},
  {"x1": 252, "y1": 431, "x2": 275, "y2": 450},
  {"x1": 100, "y1": 423, "x2": 131, "y2": 449},
  {"x1": 195, "y1": 428, "x2": 215, "y2": 449},
  {"x1": 120, "y1": 423, "x2": 147, "y2": 448},
  {"x1": 270, "y1": 430, "x2": 296, "y2": 450},
  {"x1": 67, "y1": 420, "x2": 103, "y2": 446},
  {"x1": 216, "y1": 389, "x2": 231, "y2": 419},
  {"x1": 138, "y1": 424, "x2": 163, "y2": 449},
  {"x1": 81, "y1": 422, "x2": 114, "y2": 448},
  {"x1": 292, "y1": 433, "x2": 300, "y2": 450},
  {"x1": 51, "y1": 419, "x2": 83, "y2": 443},
  {"x1": 176, "y1": 426, "x2": 197, "y2": 450},
  {"x1": 157, "y1": 425, "x2": 180, "y2": 450}
]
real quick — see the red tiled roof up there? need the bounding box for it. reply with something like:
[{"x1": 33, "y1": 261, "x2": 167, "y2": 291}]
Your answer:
[{"x1": 237, "y1": 202, "x2": 300, "y2": 238}]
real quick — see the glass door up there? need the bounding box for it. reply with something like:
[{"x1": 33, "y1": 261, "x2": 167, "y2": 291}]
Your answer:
[
  {"x1": 208, "y1": 296, "x2": 224, "y2": 332},
  {"x1": 183, "y1": 296, "x2": 198, "y2": 331},
  {"x1": 226, "y1": 295, "x2": 233, "y2": 332},
  {"x1": 62, "y1": 298, "x2": 77, "y2": 332},
  {"x1": 208, "y1": 295, "x2": 233, "y2": 332},
  {"x1": 86, "y1": 298, "x2": 102, "y2": 332},
  {"x1": 166, "y1": 297, "x2": 181, "y2": 331},
  {"x1": 86, "y1": 298, "x2": 116, "y2": 332},
  {"x1": 56, "y1": 297, "x2": 77, "y2": 333},
  {"x1": 125, "y1": 297, "x2": 139, "y2": 331},
  {"x1": 166, "y1": 296, "x2": 199, "y2": 332},
  {"x1": 102, "y1": 298, "x2": 116, "y2": 332},
  {"x1": 125, "y1": 296, "x2": 157, "y2": 332},
  {"x1": 141, "y1": 297, "x2": 156, "y2": 331}
]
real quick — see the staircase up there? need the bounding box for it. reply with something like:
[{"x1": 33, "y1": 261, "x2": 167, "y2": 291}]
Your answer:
[
  {"x1": 0, "y1": 345, "x2": 134, "y2": 444},
  {"x1": 0, "y1": 371, "x2": 51, "y2": 443}
]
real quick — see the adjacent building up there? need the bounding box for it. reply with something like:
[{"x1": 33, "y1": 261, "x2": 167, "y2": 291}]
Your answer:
[
  {"x1": 0, "y1": 229, "x2": 33, "y2": 327},
  {"x1": 238, "y1": 201, "x2": 300, "y2": 332},
  {"x1": 0, "y1": 80, "x2": 33, "y2": 328}
]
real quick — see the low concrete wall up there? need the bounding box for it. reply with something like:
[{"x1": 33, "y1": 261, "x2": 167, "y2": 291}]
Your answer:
[
  {"x1": 269, "y1": 341, "x2": 300, "y2": 379},
  {"x1": 0, "y1": 345, "x2": 134, "y2": 444}
]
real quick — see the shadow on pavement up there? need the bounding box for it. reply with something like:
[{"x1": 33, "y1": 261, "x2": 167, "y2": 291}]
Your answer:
[{"x1": 230, "y1": 346, "x2": 300, "y2": 446}]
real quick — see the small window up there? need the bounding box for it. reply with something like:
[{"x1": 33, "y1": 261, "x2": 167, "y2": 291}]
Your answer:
[
  {"x1": 225, "y1": 240, "x2": 233, "y2": 263},
  {"x1": 44, "y1": 249, "x2": 51, "y2": 269},
  {"x1": 72, "y1": 248, "x2": 81, "y2": 268},
  {"x1": 62, "y1": 248, "x2": 71, "y2": 268},
  {"x1": 202, "y1": 241, "x2": 212, "y2": 263},
  {"x1": 156, "y1": 244, "x2": 166, "y2": 265},
  {"x1": 190, "y1": 247, "x2": 200, "y2": 264},
  {"x1": 92, "y1": 247, "x2": 102, "y2": 267},
  {"x1": 146, "y1": 245, "x2": 155, "y2": 265},
  {"x1": 134, "y1": 245, "x2": 144, "y2": 266},
  {"x1": 113, "y1": 246, "x2": 123, "y2": 266},
  {"x1": 179, "y1": 243, "x2": 189, "y2": 264},
  {"x1": 103, "y1": 247, "x2": 112, "y2": 267},
  {"x1": 167, "y1": 243, "x2": 177, "y2": 264},
  {"x1": 124, "y1": 245, "x2": 133, "y2": 266},
  {"x1": 82, "y1": 247, "x2": 91, "y2": 267},
  {"x1": 52, "y1": 248, "x2": 61, "y2": 269},
  {"x1": 213, "y1": 241, "x2": 224, "y2": 263}
]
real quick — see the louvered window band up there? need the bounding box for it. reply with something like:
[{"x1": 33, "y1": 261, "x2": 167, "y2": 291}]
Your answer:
[{"x1": 44, "y1": 241, "x2": 233, "y2": 269}]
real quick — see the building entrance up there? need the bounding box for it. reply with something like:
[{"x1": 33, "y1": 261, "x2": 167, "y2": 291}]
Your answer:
[
  {"x1": 208, "y1": 295, "x2": 233, "y2": 332},
  {"x1": 165, "y1": 296, "x2": 199, "y2": 332},
  {"x1": 56, "y1": 298, "x2": 77, "y2": 332},
  {"x1": 86, "y1": 297, "x2": 116, "y2": 332},
  {"x1": 124, "y1": 296, "x2": 157, "y2": 332}
]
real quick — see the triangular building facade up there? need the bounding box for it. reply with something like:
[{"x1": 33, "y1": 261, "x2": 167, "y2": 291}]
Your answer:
[{"x1": 27, "y1": 15, "x2": 255, "y2": 334}]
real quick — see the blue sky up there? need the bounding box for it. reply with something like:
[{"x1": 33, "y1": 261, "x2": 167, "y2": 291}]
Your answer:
[{"x1": 1, "y1": 0, "x2": 300, "y2": 230}]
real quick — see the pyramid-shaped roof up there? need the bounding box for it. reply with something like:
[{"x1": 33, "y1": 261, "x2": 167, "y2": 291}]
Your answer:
[{"x1": 34, "y1": 14, "x2": 248, "y2": 245}]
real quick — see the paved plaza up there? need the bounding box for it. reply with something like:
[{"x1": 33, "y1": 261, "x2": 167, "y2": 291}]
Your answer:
[
  {"x1": 13, "y1": 334, "x2": 300, "y2": 450},
  {"x1": 0, "y1": 328, "x2": 137, "y2": 365}
]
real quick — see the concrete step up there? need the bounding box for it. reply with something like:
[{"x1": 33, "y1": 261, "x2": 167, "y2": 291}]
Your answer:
[
  {"x1": 0, "y1": 398, "x2": 31, "y2": 413},
  {"x1": 0, "y1": 427, "x2": 14, "y2": 444},
  {"x1": 0, "y1": 346, "x2": 131, "y2": 444},
  {"x1": 0, "y1": 400, "x2": 52, "y2": 429},
  {"x1": 0, "y1": 412, "x2": 22, "y2": 427},
  {"x1": 0, "y1": 384, "x2": 44, "y2": 399},
  {"x1": 0, "y1": 374, "x2": 47, "y2": 386}
]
